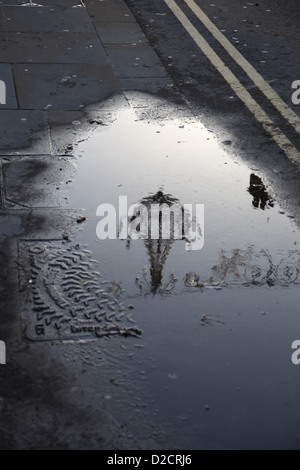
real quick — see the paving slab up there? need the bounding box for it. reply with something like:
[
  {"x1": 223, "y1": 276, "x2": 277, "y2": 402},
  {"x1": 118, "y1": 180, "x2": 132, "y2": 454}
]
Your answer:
[
  {"x1": 0, "y1": 32, "x2": 108, "y2": 64},
  {"x1": 0, "y1": 63, "x2": 17, "y2": 108},
  {"x1": 2, "y1": 155, "x2": 77, "y2": 208},
  {"x1": 119, "y1": 76, "x2": 176, "y2": 94},
  {"x1": 96, "y1": 22, "x2": 148, "y2": 44},
  {"x1": 80, "y1": 92, "x2": 129, "y2": 111},
  {"x1": 0, "y1": 6, "x2": 6, "y2": 31},
  {"x1": 49, "y1": 99, "x2": 133, "y2": 154},
  {"x1": 0, "y1": 1, "x2": 84, "y2": 5},
  {"x1": 104, "y1": 44, "x2": 169, "y2": 78},
  {"x1": 0, "y1": 159, "x2": 4, "y2": 209},
  {"x1": 31, "y1": 0, "x2": 84, "y2": 6},
  {"x1": 0, "y1": 213, "x2": 24, "y2": 258},
  {"x1": 0, "y1": 207, "x2": 87, "y2": 260},
  {"x1": 2, "y1": 5, "x2": 95, "y2": 33},
  {"x1": 47, "y1": 95, "x2": 129, "y2": 119},
  {"x1": 124, "y1": 90, "x2": 194, "y2": 121},
  {"x1": 0, "y1": 110, "x2": 50, "y2": 154},
  {"x1": 13, "y1": 63, "x2": 122, "y2": 110},
  {"x1": 0, "y1": 1, "x2": 32, "y2": 5},
  {"x1": 85, "y1": 0, "x2": 136, "y2": 24},
  {"x1": 49, "y1": 110, "x2": 119, "y2": 155},
  {"x1": 20, "y1": 208, "x2": 87, "y2": 241},
  {"x1": 47, "y1": 110, "x2": 87, "y2": 127}
]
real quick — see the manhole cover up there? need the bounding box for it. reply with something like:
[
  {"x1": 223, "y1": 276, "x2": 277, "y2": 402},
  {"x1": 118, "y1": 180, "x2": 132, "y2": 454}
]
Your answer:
[{"x1": 18, "y1": 241, "x2": 141, "y2": 341}]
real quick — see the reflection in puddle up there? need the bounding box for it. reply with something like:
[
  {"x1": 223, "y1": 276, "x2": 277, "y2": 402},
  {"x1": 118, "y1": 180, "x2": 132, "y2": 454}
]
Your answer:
[
  {"x1": 65, "y1": 95, "x2": 298, "y2": 295},
  {"x1": 248, "y1": 174, "x2": 274, "y2": 210},
  {"x1": 185, "y1": 248, "x2": 300, "y2": 288},
  {"x1": 130, "y1": 191, "x2": 181, "y2": 295},
  {"x1": 50, "y1": 93, "x2": 300, "y2": 448}
]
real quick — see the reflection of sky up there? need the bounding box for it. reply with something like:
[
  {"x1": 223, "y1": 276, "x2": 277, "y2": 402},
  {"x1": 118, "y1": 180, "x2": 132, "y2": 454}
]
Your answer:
[{"x1": 66, "y1": 98, "x2": 299, "y2": 289}]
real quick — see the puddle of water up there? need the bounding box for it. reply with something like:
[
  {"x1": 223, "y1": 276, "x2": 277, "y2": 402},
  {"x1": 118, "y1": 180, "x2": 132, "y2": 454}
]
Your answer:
[
  {"x1": 67, "y1": 99, "x2": 298, "y2": 292},
  {"x1": 25, "y1": 94, "x2": 300, "y2": 448}
]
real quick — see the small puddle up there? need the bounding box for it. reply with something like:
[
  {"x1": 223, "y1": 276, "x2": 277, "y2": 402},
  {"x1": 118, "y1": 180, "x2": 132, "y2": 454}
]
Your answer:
[{"x1": 21, "y1": 94, "x2": 300, "y2": 448}]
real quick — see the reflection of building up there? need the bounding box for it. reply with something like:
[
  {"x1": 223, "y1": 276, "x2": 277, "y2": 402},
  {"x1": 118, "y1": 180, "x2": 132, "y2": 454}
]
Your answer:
[
  {"x1": 210, "y1": 248, "x2": 300, "y2": 287},
  {"x1": 131, "y1": 191, "x2": 183, "y2": 294},
  {"x1": 183, "y1": 248, "x2": 300, "y2": 292},
  {"x1": 248, "y1": 174, "x2": 274, "y2": 210}
]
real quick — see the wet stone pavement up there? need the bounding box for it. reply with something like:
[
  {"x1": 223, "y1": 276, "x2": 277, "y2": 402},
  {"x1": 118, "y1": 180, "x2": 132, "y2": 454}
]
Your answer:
[{"x1": 1, "y1": 0, "x2": 300, "y2": 451}]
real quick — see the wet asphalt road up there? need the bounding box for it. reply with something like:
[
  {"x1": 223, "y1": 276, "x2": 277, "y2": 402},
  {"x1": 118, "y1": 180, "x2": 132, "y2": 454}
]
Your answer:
[
  {"x1": 128, "y1": 0, "x2": 300, "y2": 140},
  {"x1": 1, "y1": 0, "x2": 300, "y2": 451},
  {"x1": 127, "y1": 0, "x2": 300, "y2": 208}
]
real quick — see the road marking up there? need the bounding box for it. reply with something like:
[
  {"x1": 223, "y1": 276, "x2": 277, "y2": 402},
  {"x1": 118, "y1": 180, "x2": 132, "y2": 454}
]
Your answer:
[
  {"x1": 185, "y1": 0, "x2": 300, "y2": 135},
  {"x1": 164, "y1": 0, "x2": 300, "y2": 168}
]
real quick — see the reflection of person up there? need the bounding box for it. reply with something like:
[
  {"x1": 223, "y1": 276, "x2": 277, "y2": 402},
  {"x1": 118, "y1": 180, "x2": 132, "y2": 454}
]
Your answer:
[
  {"x1": 131, "y1": 191, "x2": 182, "y2": 294},
  {"x1": 144, "y1": 238, "x2": 171, "y2": 294},
  {"x1": 142, "y1": 192, "x2": 183, "y2": 293},
  {"x1": 248, "y1": 174, "x2": 274, "y2": 210}
]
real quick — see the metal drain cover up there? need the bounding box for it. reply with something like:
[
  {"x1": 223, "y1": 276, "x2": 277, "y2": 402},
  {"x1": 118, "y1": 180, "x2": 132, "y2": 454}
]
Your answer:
[{"x1": 18, "y1": 241, "x2": 140, "y2": 341}]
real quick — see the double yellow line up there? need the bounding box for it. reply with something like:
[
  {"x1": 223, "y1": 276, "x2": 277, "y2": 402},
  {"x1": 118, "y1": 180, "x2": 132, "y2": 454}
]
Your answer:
[{"x1": 164, "y1": 0, "x2": 300, "y2": 169}]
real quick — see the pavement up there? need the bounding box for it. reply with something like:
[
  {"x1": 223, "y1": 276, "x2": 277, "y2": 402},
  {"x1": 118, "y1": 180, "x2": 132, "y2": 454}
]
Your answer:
[
  {"x1": 0, "y1": 0, "x2": 177, "y2": 150},
  {"x1": 0, "y1": 0, "x2": 181, "y2": 450}
]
